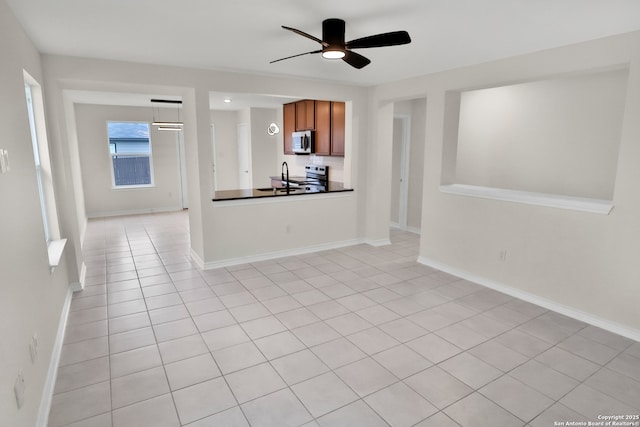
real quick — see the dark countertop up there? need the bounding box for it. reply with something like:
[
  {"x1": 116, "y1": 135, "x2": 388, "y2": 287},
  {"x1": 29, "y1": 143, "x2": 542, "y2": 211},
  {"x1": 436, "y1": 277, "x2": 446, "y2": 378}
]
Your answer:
[{"x1": 212, "y1": 181, "x2": 353, "y2": 202}]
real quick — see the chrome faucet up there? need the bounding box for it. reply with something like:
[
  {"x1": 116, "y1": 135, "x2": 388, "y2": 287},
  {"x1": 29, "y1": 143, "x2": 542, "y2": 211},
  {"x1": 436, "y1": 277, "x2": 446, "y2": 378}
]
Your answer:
[{"x1": 281, "y1": 161, "x2": 289, "y2": 191}]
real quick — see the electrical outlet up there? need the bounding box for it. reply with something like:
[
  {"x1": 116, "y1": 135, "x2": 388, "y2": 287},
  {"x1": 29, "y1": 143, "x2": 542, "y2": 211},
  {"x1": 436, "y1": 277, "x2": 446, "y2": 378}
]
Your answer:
[
  {"x1": 29, "y1": 333, "x2": 38, "y2": 364},
  {"x1": 14, "y1": 370, "x2": 25, "y2": 409},
  {"x1": 499, "y1": 250, "x2": 508, "y2": 261}
]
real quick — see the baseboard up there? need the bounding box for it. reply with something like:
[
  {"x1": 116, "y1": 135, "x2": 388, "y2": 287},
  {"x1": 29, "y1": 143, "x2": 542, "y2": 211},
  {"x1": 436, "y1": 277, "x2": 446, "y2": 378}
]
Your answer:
[
  {"x1": 189, "y1": 248, "x2": 205, "y2": 270},
  {"x1": 365, "y1": 238, "x2": 392, "y2": 247},
  {"x1": 201, "y1": 238, "x2": 364, "y2": 270},
  {"x1": 390, "y1": 223, "x2": 421, "y2": 236},
  {"x1": 72, "y1": 262, "x2": 87, "y2": 292},
  {"x1": 86, "y1": 206, "x2": 183, "y2": 219},
  {"x1": 418, "y1": 256, "x2": 640, "y2": 342},
  {"x1": 37, "y1": 286, "x2": 73, "y2": 427},
  {"x1": 405, "y1": 226, "x2": 421, "y2": 235}
]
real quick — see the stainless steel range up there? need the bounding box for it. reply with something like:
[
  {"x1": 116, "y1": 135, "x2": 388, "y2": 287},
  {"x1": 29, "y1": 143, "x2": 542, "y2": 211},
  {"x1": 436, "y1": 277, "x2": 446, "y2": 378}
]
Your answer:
[
  {"x1": 302, "y1": 164, "x2": 329, "y2": 192},
  {"x1": 272, "y1": 163, "x2": 329, "y2": 192}
]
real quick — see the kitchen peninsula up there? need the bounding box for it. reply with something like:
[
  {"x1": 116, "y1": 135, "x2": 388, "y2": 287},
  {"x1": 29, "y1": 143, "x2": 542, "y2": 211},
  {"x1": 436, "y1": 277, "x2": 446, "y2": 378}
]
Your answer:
[
  {"x1": 204, "y1": 163, "x2": 357, "y2": 268},
  {"x1": 204, "y1": 187, "x2": 358, "y2": 269},
  {"x1": 212, "y1": 163, "x2": 352, "y2": 201},
  {"x1": 212, "y1": 182, "x2": 352, "y2": 201}
]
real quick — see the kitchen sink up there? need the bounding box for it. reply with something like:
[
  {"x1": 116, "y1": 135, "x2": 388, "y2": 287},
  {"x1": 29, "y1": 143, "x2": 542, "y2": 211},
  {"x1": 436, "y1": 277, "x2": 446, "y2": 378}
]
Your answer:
[{"x1": 256, "y1": 187, "x2": 305, "y2": 193}]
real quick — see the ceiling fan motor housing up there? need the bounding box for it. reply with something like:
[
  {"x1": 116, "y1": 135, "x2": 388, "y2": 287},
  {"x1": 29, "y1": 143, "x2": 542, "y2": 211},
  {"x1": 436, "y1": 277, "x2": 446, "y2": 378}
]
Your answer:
[{"x1": 322, "y1": 18, "x2": 346, "y2": 56}]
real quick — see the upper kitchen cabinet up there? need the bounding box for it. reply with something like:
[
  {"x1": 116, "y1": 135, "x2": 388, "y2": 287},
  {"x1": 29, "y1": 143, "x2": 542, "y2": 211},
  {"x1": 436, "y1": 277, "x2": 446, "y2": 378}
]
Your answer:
[
  {"x1": 315, "y1": 100, "x2": 331, "y2": 156},
  {"x1": 295, "y1": 100, "x2": 316, "y2": 131},
  {"x1": 283, "y1": 102, "x2": 296, "y2": 154},
  {"x1": 330, "y1": 101, "x2": 345, "y2": 156},
  {"x1": 283, "y1": 99, "x2": 345, "y2": 156},
  {"x1": 315, "y1": 100, "x2": 346, "y2": 157}
]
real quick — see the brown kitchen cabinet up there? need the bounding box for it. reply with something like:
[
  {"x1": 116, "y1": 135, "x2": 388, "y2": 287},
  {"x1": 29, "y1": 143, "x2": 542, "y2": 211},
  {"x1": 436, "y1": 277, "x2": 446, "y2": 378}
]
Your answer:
[
  {"x1": 331, "y1": 101, "x2": 345, "y2": 156},
  {"x1": 283, "y1": 102, "x2": 295, "y2": 154},
  {"x1": 314, "y1": 100, "x2": 331, "y2": 156},
  {"x1": 313, "y1": 100, "x2": 345, "y2": 156},
  {"x1": 295, "y1": 100, "x2": 315, "y2": 131},
  {"x1": 283, "y1": 99, "x2": 345, "y2": 156}
]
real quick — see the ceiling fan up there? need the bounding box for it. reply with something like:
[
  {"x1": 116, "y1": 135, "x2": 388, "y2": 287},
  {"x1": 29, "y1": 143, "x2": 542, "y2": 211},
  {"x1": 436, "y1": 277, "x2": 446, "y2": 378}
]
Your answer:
[{"x1": 270, "y1": 18, "x2": 411, "y2": 69}]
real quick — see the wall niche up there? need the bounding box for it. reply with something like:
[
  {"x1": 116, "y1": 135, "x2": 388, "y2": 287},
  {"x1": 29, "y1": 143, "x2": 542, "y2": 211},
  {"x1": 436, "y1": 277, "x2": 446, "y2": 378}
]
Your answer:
[{"x1": 441, "y1": 67, "x2": 629, "y2": 212}]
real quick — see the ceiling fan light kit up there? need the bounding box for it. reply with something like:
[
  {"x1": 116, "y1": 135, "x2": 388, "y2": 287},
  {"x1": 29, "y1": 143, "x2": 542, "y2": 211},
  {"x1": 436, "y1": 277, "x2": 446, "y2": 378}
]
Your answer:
[
  {"x1": 271, "y1": 18, "x2": 411, "y2": 69},
  {"x1": 322, "y1": 49, "x2": 346, "y2": 59}
]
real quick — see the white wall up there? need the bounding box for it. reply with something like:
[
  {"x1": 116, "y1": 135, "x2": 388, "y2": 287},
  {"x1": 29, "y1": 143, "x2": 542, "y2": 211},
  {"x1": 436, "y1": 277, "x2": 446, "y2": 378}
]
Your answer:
[
  {"x1": 0, "y1": 1, "x2": 74, "y2": 426},
  {"x1": 390, "y1": 117, "x2": 403, "y2": 224},
  {"x1": 75, "y1": 104, "x2": 184, "y2": 216},
  {"x1": 211, "y1": 110, "x2": 239, "y2": 190},
  {"x1": 372, "y1": 31, "x2": 640, "y2": 337},
  {"x1": 407, "y1": 98, "x2": 426, "y2": 230},
  {"x1": 455, "y1": 68, "x2": 628, "y2": 199},
  {"x1": 250, "y1": 108, "x2": 279, "y2": 188}
]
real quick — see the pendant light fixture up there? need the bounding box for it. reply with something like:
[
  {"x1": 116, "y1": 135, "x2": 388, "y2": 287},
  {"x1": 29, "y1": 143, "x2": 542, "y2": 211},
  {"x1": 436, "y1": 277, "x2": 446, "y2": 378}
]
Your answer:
[{"x1": 151, "y1": 99, "x2": 183, "y2": 131}]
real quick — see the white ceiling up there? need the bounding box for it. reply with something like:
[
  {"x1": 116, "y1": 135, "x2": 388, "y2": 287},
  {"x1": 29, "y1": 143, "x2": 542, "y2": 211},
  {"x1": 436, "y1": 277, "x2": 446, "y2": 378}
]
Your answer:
[
  {"x1": 7, "y1": 0, "x2": 640, "y2": 91},
  {"x1": 65, "y1": 90, "x2": 299, "y2": 111}
]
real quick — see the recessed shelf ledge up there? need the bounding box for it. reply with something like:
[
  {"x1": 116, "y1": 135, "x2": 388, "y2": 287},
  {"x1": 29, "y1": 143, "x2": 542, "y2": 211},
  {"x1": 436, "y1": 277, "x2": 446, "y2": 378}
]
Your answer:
[
  {"x1": 439, "y1": 184, "x2": 613, "y2": 215},
  {"x1": 48, "y1": 238, "x2": 68, "y2": 272}
]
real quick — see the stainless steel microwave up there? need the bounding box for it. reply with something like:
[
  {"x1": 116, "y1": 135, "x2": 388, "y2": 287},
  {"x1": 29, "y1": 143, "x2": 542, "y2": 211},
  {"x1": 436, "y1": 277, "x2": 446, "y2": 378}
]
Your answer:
[{"x1": 292, "y1": 130, "x2": 314, "y2": 154}]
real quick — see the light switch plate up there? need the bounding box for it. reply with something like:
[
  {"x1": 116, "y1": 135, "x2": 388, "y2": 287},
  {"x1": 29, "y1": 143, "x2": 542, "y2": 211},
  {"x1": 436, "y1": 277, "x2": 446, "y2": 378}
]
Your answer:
[
  {"x1": 29, "y1": 334, "x2": 38, "y2": 364},
  {"x1": 0, "y1": 149, "x2": 9, "y2": 173}
]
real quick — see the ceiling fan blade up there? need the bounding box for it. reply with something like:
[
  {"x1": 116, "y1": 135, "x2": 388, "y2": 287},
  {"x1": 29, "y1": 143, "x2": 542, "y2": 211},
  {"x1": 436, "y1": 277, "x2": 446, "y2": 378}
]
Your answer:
[
  {"x1": 282, "y1": 26, "x2": 328, "y2": 47},
  {"x1": 270, "y1": 50, "x2": 322, "y2": 64},
  {"x1": 346, "y1": 31, "x2": 411, "y2": 49},
  {"x1": 342, "y1": 50, "x2": 371, "y2": 69}
]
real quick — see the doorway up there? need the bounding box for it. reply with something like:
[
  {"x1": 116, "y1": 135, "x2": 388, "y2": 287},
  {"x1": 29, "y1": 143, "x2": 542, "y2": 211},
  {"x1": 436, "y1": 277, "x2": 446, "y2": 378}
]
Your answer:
[
  {"x1": 237, "y1": 123, "x2": 252, "y2": 189},
  {"x1": 390, "y1": 98, "x2": 426, "y2": 234},
  {"x1": 390, "y1": 115, "x2": 410, "y2": 230}
]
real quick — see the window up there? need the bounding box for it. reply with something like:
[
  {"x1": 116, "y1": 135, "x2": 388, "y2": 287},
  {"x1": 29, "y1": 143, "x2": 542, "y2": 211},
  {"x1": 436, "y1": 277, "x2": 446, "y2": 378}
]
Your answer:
[
  {"x1": 25, "y1": 83, "x2": 51, "y2": 240},
  {"x1": 107, "y1": 122, "x2": 154, "y2": 187},
  {"x1": 25, "y1": 71, "x2": 66, "y2": 268},
  {"x1": 25, "y1": 73, "x2": 61, "y2": 243}
]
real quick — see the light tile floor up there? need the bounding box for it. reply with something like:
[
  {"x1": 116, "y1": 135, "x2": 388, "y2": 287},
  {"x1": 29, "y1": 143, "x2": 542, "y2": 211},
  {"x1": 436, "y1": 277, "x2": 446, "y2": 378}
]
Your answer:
[{"x1": 48, "y1": 211, "x2": 640, "y2": 427}]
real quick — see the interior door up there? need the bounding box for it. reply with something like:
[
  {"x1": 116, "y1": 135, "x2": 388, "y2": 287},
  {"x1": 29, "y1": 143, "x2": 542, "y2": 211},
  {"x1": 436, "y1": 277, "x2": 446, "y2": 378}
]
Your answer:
[
  {"x1": 237, "y1": 123, "x2": 252, "y2": 189},
  {"x1": 210, "y1": 124, "x2": 218, "y2": 191},
  {"x1": 390, "y1": 116, "x2": 410, "y2": 229}
]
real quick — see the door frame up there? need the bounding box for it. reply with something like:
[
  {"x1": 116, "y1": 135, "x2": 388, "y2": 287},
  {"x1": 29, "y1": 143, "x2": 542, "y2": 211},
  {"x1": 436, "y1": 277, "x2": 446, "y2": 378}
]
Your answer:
[
  {"x1": 393, "y1": 114, "x2": 411, "y2": 230},
  {"x1": 210, "y1": 124, "x2": 218, "y2": 191},
  {"x1": 177, "y1": 129, "x2": 189, "y2": 208},
  {"x1": 237, "y1": 123, "x2": 252, "y2": 189}
]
